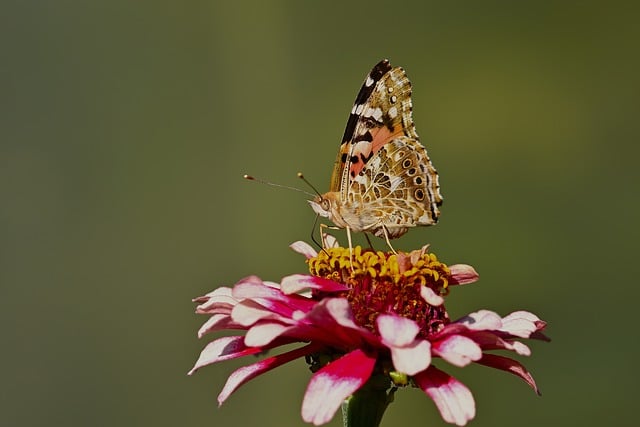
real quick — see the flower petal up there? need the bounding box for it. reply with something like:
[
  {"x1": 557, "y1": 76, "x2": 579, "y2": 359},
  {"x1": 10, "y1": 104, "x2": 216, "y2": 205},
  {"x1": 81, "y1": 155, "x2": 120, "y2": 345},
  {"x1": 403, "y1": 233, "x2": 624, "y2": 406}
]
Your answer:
[
  {"x1": 197, "y1": 313, "x2": 238, "y2": 338},
  {"x1": 456, "y1": 329, "x2": 532, "y2": 356},
  {"x1": 232, "y1": 276, "x2": 283, "y2": 300},
  {"x1": 319, "y1": 298, "x2": 361, "y2": 330},
  {"x1": 217, "y1": 343, "x2": 321, "y2": 405},
  {"x1": 411, "y1": 244, "x2": 430, "y2": 264},
  {"x1": 244, "y1": 322, "x2": 290, "y2": 347},
  {"x1": 194, "y1": 287, "x2": 237, "y2": 314},
  {"x1": 448, "y1": 264, "x2": 480, "y2": 285},
  {"x1": 509, "y1": 340, "x2": 532, "y2": 356},
  {"x1": 302, "y1": 349, "x2": 376, "y2": 425},
  {"x1": 421, "y1": 285, "x2": 444, "y2": 306},
  {"x1": 303, "y1": 298, "x2": 376, "y2": 348},
  {"x1": 281, "y1": 274, "x2": 349, "y2": 294},
  {"x1": 193, "y1": 286, "x2": 234, "y2": 303},
  {"x1": 389, "y1": 339, "x2": 432, "y2": 375},
  {"x1": 290, "y1": 241, "x2": 318, "y2": 259},
  {"x1": 476, "y1": 353, "x2": 541, "y2": 395},
  {"x1": 500, "y1": 311, "x2": 545, "y2": 338},
  {"x1": 231, "y1": 300, "x2": 287, "y2": 326},
  {"x1": 432, "y1": 335, "x2": 482, "y2": 367},
  {"x1": 189, "y1": 336, "x2": 260, "y2": 375},
  {"x1": 457, "y1": 310, "x2": 503, "y2": 331},
  {"x1": 414, "y1": 366, "x2": 475, "y2": 426},
  {"x1": 377, "y1": 315, "x2": 431, "y2": 375},
  {"x1": 377, "y1": 314, "x2": 420, "y2": 347},
  {"x1": 322, "y1": 233, "x2": 339, "y2": 248},
  {"x1": 232, "y1": 279, "x2": 316, "y2": 317}
]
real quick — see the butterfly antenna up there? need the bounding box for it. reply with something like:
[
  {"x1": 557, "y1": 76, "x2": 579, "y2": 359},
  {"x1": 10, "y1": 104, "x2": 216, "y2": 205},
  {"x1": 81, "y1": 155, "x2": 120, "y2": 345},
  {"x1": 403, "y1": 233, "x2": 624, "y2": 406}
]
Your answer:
[
  {"x1": 243, "y1": 174, "x2": 315, "y2": 197},
  {"x1": 297, "y1": 172, "x2": 323, "y2": 198}
]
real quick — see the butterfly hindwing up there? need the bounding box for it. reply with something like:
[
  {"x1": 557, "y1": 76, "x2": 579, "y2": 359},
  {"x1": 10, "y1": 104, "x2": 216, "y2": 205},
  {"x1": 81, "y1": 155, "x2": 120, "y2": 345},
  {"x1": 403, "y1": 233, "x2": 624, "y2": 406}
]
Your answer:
[{"x1": 353, "y1": 136, "x2": 442, "y2": 232}]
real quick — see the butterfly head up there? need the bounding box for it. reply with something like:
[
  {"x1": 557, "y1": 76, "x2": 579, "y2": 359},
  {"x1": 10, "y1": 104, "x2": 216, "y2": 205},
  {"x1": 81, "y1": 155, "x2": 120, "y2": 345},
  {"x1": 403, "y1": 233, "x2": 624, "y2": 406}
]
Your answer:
[
  {"x1": 308, "y1": 192, "x2": 341, "y2": 221},
  {"x1": 309, "y1": 194, "x2": 330, "y2": 219}
]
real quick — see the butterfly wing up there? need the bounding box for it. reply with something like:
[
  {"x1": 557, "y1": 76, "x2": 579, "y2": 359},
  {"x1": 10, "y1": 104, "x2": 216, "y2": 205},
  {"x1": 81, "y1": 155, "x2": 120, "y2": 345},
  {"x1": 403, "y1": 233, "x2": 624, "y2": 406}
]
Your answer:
[
  {"x1": 330, "y1": 60, "x2": 396, "y2": 192},
  {"x1": 355, "y1": 136, "x2": 442, "y2": 236},
  {"x1": 329, "y1": 59, "x2": 442, "y2": 231}
]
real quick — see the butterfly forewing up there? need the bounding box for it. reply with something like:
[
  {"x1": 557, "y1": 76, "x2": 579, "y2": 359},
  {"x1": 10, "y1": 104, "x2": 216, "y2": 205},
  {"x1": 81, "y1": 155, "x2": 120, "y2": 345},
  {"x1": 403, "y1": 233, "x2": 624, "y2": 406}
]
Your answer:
[{"x1": 321, "y1": 59, "x2": 442, "y2": 239}]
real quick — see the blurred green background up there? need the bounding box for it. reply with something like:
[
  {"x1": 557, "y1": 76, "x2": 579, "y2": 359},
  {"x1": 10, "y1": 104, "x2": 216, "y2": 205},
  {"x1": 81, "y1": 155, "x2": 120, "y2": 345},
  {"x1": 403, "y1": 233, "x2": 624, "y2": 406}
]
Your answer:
[{"x1": 2, "y1": 1, "x2": 639, "y2": 426}]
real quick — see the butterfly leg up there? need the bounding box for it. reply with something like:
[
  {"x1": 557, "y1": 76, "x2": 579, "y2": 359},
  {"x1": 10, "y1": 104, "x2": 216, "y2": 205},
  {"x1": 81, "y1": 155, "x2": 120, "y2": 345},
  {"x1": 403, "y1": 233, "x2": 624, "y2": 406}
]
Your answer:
[
  {"x1": 319, "y1": 223, "x2": 341, "y2": 249},
  {"x1": 345, "y1": 226, "x2": 356, "y2": 274},
  {"x1": 380, "y1": 225, "x2": 398, "y2": 254},
  {"x1": 364, "y1": 233, "x2": 376, "y2": 250},
  {"x1": 319, "y1": 223, "x2": 355, "y2": 274}
]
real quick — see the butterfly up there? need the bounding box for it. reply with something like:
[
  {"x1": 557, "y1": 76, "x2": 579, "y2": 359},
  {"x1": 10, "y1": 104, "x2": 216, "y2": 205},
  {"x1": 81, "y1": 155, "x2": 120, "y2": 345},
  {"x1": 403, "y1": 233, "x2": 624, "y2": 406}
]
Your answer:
[{"x1": 309, "y1": 59, "x2": 443, "y2": 249}]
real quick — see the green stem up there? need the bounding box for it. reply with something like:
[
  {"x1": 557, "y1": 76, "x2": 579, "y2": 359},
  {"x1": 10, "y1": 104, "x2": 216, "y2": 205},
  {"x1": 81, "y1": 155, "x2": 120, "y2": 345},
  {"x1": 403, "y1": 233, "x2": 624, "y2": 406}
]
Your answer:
[{"x1": 341, "y1": 375, "x2": 395, "y2": 427}]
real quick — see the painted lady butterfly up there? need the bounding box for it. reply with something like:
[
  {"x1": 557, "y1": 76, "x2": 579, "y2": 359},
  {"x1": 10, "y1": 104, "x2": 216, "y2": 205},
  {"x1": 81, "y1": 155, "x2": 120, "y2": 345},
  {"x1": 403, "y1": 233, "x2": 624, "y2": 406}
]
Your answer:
[{"x1": 309, "y1": 59, "x2": 443, "y2": 248}]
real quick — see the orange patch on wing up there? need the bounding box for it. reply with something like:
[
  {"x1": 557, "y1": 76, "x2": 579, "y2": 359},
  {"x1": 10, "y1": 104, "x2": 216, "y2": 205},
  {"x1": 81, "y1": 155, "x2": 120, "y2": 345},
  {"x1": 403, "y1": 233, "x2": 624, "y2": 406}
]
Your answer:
[{"x1": 348, "y1": 124, "x2": 403, "y2": 177}]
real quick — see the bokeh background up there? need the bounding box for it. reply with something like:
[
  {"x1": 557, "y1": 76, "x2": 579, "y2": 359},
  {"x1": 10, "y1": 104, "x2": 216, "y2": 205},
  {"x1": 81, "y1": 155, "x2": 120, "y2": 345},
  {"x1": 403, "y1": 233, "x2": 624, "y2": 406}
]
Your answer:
[{"x1": 2, "y1": 1, "x2": 639, "y2": 426}]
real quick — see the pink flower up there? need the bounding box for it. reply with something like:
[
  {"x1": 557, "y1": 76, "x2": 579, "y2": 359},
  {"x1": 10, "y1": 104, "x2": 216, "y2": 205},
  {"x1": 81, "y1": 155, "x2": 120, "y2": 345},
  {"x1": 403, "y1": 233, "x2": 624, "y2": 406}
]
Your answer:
[{"x1": 189, "y1": 240, "x2": 548, "y2": 426}]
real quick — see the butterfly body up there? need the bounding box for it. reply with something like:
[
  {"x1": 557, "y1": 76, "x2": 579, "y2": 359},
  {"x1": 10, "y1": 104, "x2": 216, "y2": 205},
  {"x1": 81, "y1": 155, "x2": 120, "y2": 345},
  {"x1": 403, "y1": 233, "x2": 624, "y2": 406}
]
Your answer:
[{"x1": 309, "y1": 60, "x2": 442, "y2": 241}]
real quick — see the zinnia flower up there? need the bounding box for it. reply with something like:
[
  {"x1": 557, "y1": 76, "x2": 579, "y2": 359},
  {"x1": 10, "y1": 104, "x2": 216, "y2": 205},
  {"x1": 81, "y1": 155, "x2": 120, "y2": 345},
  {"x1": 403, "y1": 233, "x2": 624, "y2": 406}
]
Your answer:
[{"x1": 189, "y1": 237, "x2": 548, "y2": 426}]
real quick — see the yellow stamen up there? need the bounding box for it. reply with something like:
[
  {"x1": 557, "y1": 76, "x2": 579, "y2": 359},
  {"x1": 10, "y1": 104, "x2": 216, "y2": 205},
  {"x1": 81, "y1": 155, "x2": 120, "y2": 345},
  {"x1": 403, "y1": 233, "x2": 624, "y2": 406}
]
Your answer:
[{"x1": 307, "y1": 246, "x2": 453, "y2": 336}]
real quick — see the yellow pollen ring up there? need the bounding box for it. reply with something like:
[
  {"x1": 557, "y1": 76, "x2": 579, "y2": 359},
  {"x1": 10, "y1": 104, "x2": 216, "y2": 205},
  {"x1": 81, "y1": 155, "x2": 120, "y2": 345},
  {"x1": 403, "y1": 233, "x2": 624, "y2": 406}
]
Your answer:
[{"x1": 308, "y1": 246, "x2": 451, "y2": 293}]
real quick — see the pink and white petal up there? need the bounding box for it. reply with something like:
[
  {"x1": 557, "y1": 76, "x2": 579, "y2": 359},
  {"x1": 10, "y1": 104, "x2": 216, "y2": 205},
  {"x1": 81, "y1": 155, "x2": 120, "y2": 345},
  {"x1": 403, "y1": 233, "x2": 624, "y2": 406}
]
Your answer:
[
  {"x1": 389, "y1": 339, "x2": 432, "y2": 375},
  {"x1": 193, "y1": 285, "x2": 234, "y2": 302},
  {"x1": 410, "y1": 244, "x2": 430, "y2": 265},
  {"x1": 430, "y1": 323, "x2": 471, "y2": 342},
  {"x1": 503, "y1": 310, "x2": 541, "y2": 323},
  {"x1": 320, "y1": 298, "x2": 361, "y2": 330},
  {"x1": 290, "y1": 241, "x2": 318, "y2": 259},
  {"x1": 448, "y1": 264, "x2": 479, "y2": 286},
  {"x1": 457, "y1": 310, "x2": 503, "y2": 331},
  {"x1": 233, "y1": 279, "x2": 318, "y2": 316},
  {"x1": 195, "y1": 301, "x2": 234, "y2": 315},
  {"x1": 322, "y1": 233, "x2": 339, "y2": 248},
  {"x1": 508, "y1": 340, "x2": 532, "y2": 356},
  {"x1": 195, "y1": 287, "x2": 238, "y2": 313},
  {"x1": 231, "y1": 300, "x2": 290, "y2": 327},
  {"x1": 291, "y1": 309, "x2": 307, "y2": 321},
  {"x1": 217, "y1": 343, "x2": 322, "y2": 405},
  {"x1": 281, "y1": 274, "x2": 349, "y2": 295},
  {"x1": 189, "y1": 336, "x2": 262, "y2": 375},
  {"x1": 465, "y1": 330, "x2": 532, "y2": 356},
  {"x1": 244, "y1": 322, "x2": 291, "y2": 347},
  {"x1": 377, "y1": 314, "x2": 420, "y2": 347},
  {"x1": 432, "y1": 335, "x2": 482, "y2": 367},
  {"x1": 288, "y1": 322, "x2": 365, "y2": 350},
  {"x1": 421, "y1": 286, "x2": 444, "y2": 306},
  {"x1": 302, "y1": 349, "x2": 376, "y2": 425},
  {"x1": 232, "y1": 277, "x2": 285, "y2": 300},
  {"x1": 263, "y1": 280, "x2": 282, "y2": 289},
  {"x1": 304, "y1": 299, "x2": 375, "y2": 348},
  {"x1": 414, "y1": 367, "x2": 475, "y2": 426},
  {"x1": 396, "y1": 252, "x2": 413, "y2": 274},
  {"x1": 476, "y1": 354, "x2": 541, "y2": 395},
  {"x1": 197, "y1": 313, "x2": 241, "y2": 338},
  {"x1": 500, "y1": 311, "x2": 544, "y2": 338}
]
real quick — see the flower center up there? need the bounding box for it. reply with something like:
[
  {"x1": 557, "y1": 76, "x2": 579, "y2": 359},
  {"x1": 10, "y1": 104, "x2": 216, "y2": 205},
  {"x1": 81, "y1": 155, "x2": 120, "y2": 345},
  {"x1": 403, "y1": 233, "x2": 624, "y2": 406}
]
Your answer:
[{"x1": 308, "y1": 246, "x2": 452, "y2": 337}]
